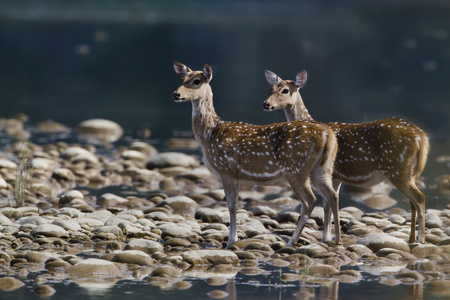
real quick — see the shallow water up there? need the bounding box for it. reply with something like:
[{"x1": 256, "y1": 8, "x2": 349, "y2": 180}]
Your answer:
[{"x1": 0, "y1": 263, "x2": 445, "y2": 300}]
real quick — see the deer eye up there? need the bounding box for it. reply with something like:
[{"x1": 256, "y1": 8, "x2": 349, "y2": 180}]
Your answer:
[
  {"x1": 282, "y1": 88, "x2": 289, "y2": 94},
  {"x1": 193, "y1": 79, "x2": 201, "y2": 85}
]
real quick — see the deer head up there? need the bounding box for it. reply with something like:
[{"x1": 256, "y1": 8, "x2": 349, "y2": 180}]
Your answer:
[
  {"x1": 173, "y1": 61, "x2": 213, "y2": 103},
  {"x1": 263, "y1": 70, "x2": 307, "y2": 111}
]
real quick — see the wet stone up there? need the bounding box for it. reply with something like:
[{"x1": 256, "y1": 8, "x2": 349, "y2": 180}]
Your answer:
[
  {"x1": 295, "y1": 244, "x2": 328, "y2": 257},
  {"x1": 34, "y1": 284, "x2": 56, "y2": 297},
  {"x1": 330, "y1": 270, "x2": 362, "y2": 283},
  {"x1": 68, "y1": 258, "x2": 121, "y2": 278},
  {"x1": 409, "y1": 243, "x2": 443, "y2": 259},
  {"x1": 124, "y1": 239, "x2": 163, "y2": 254},
  {"x1": 357, "y1": 233, "x2": 410, "y2": 253},
  {"x1": 31, "y1": 224, "x2": 68, "y2": 238},
  {"x1": 182, "y1": 250, "x2": 239, "y2": 266},
  {"x1": 0, "y1": 277, "x2": 25, "y2": 291},
  {"x1": 146, "y1": 152, "x2": 199, "y2": 169}
]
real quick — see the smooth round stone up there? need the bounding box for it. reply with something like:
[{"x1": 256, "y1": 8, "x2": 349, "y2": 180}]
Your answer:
[
  {"x1": 53, "y1": 168, "x2": 76, "y2": 182},
  {"x1": 129, "y1": 142, "x2": 158, "y2": 157},
  {"x1": 182, "y1": 250, "x2": 239, "y2": 266},
  {"x1": 0, "y1": 213, "x2": 13, "y2": 225},
  {"x1": 340, "y1": 206, "x2": 364, "y2": 220},
  {"x1": 97, "y1": 193, "x2": 128, "y2": 208},
  {"x1": 285, "y1": 254, "x2": 314, "y2": 266},
  {"x1": 31, "y1": 157, "x2": 59, "y2": 171},
  {"x1": 410, "y1": 243, "x2": 443, "y2": 259},
  {"x1": 111, "y1": 250, "x2": 154, "y2": 266},
  {"x1": 34, "y1": 284, "x2": 56, "y2": 297},
  {"x1": 59, "y1": 190, "x2": 84, "y2": 205},
  {"x1": 57, "y1": 207, "x2": 85, "y2": 218},
  {"x1": 295, "y1": 244, "x2": 328, "y2": 257},
  {"x1": 31, "y1": 224, "x2": 68, "y2": 238},
  {"x1": 0, "y1": 277, "x2": 25, "y2": 291},
  {"x1": 61, "y1": 147, "x2": 99, "y2": 165},
  {"x1": 146, "y1": 152, "x2": 199, "y2": 169},
  {"x1": 425, "y1": 213, "x2": 443, "y2": 228},
  {"x1": 158, "y1": 196, "x2": 200, "y2": 217},
  {"x1": 0, "y1": 177, "x2": 7, "y2": 189},
  {"x1": 68, "y1": 258, "x2": 121, "y2": 278},
  {"x1": 93, "y1": 226, "x2": 124, "y2": 237},
  {"x1": 195, "y1": 208, "x2": 226, "y2": 223},
  {"x1": 276, "y1": 211, "x2": 300, "y2": 223},
  {"x1": 376, "y1": 248, "x2": 416, "y2": 260},
  {"x1": 36, "y1": 119, "x2": 70, "y2": 133},
  {"x1": 388, "y1": 214, "x2": 406, "y2": 225},
  {"x1": 149, "y1": 266, "x2": 182, "y2": 278},
  {"x1": 253, "y1": 206, "x2": 278, "y2": 218},
  {"x1": 207, "y1": 276, "x2": 228, "y2": 286},
  {"x1": 17, "y1": 216, "x2": 48, "y2": 226},
  {"x1": 357, "y1": 233, "x2": 410, "y2": 253},
  {"x1": 24, "y1": 251, "x2": 53, "y2": 264},
  {"x1": 78, "y1": 119, "x2": 124, "y2": 143},
  {"x1": 0, "y1": 159, "x2": 17, "y2": 170},
  {"x1": 306, "y1": 264, "x2": 339, "y2": 278},
  {"x1": 346, "y1": 244, "x2": 373, "y2": 256},
  {"x1": 161, "y1": 225, "x2": 191, "y2": 239},
  {"x1": 124, "y1": 239, "x2": 163, "y2": 254},
  {"x1": 72, "y1": 218, "x2": 104, "y2": 231},
  {"x1": 132, "y1": 169, "x2": 165, "y2": 183},
  {"x1": 330, "y1": 270, "x2": 362, "y2": 283},
  {"x1": 394, "y1": 270, "x2": 425, "y2": 283},
  {"x1": 121, "y1": 150, "x2": 148, "y2": 162},
  {"x1": 52, "y1": 219, "x2": 82, "y2": 231}
]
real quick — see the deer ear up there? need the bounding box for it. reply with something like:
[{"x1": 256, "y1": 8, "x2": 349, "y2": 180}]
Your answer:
[
  {"x1": 265, "y1": 70, "x2": 282, "y2": 86},
  {"x1": 203, "y1": 63, "x2": 213, "y2": 82},
  {"x1": 173, "y1": 61, "x2": 192, "y2": 79},
  {"x1": 295, "y1": 70, "x2": 307, "y2": 88}
]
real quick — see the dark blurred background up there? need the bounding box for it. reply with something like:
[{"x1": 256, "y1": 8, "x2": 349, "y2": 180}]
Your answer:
[{"x1": 0, "y1": 0, "x2": 448, "y2": 146}]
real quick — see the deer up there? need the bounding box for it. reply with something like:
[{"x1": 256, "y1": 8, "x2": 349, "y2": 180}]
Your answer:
[
  {"x1": 172, "y1": 61, "x2": 341, "y2": 248},
  {"x1": 263, "y1": 69, "x2": 430, "y2": 244}
]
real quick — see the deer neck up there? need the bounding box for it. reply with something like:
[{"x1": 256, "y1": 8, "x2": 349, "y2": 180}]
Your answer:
[
  {"x1": 284, "y1": 93, "x2": 314, "y2": 122},
  {"x1": 191, "y1": 89, "x2": 221, "y2": 141}
]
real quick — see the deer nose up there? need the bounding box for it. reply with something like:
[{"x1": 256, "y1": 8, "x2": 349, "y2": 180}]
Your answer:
[
  {"x1": 173, "y1": 92, "x2": 181, "y2": 101},
  {"x1": 262, "y1": 101, "x2": 271, "y2": 110}
]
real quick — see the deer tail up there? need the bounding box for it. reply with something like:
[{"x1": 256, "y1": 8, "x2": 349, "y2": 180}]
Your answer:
[
  {"x1": 414, "y1": 131, "x2": 430, "y2": 177},
  {"x1": 318, "y1": 128, "x2": 338, "y2": 171}
]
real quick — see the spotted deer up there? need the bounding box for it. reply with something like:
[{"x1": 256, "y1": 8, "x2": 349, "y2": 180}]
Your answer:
[
  {"x1": 263, "y1": 69, "x2": 430, "y2": 243},
  {"x1": 172, "y1": 62, "x2": 341, "y2": 248}
]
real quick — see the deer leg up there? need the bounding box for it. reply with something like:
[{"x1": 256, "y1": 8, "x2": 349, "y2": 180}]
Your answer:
[
  {"x1": 322, "y1": 200, "x2": 332, "y2": 242},
  {"x1": 314, "y1": 180, "x2": 341, "y2": 245},
  {"x1": 221, "y1": 176, "x2": 240, "y2": 248},
  {"x1": 391, "y1": 178, "x2": 426, "y2": 243},
  {"x1": 409, "y1": 201, "x2": 417, "y2": 243},
  {"x1": 285, "y1": 177, "x2": 317, "y2": 247}
]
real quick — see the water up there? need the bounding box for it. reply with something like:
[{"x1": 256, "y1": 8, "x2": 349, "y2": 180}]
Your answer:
[
  {"x1": 0, "y1": 1, "x2": 449, "y2": 299},
  {"x1": 0, "y1": 263, "x2": 443, "y2": 300}
]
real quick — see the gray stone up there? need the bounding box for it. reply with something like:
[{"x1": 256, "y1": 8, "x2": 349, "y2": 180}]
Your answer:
[
  {"x1": 146, "y1": 152, "x2": 199, "y2": 169},
  {"x1": 357, "y1": 233, "x2": 410, "y2": 253},
  {"x1": 182, "y1": 250, "x2": 239, "y2": 265},
  {"x1": 31, "y1": 224, "x2": 69, "y2": 238},
  {"x1": 68, "y1": 258, "x2": 121, "y2": 278},
  {"x1": 124, "y1": 239, "x2": 163, "y2": 254}
]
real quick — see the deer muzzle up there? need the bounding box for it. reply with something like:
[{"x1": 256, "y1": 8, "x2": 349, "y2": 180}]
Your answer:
[{"x1": 263, "y1": 101, "x2": 274, "y2": 111}]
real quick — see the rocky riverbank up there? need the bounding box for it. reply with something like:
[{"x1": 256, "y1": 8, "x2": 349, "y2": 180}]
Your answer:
[{"x1": 0, "y1": 117, "x2": 449, "y2": 298}]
